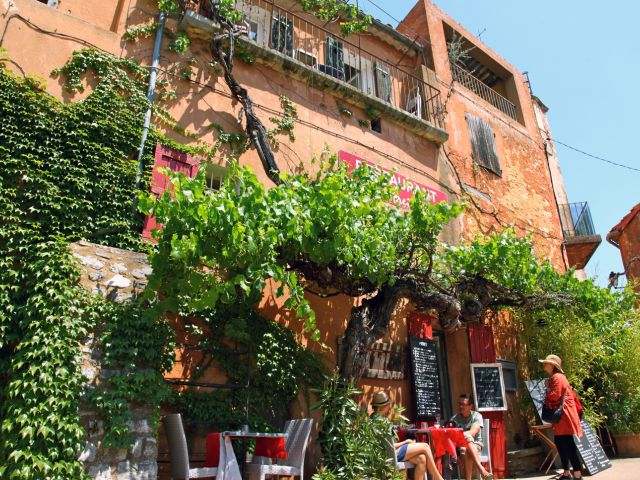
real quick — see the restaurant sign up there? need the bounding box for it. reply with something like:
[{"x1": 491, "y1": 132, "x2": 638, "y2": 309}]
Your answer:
[{"x1": 338, "y1": 151, "x2": 447, "y2": 208}]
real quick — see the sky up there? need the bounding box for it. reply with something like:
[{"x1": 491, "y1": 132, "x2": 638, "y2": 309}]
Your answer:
[{"x1": 361, "y1": 0, "x2": 639, "y2": 286}]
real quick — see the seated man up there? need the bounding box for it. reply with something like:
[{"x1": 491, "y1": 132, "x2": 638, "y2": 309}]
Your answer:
[
  {"x1": 450, "y1": 394, "x2": 494, "y2": 480},
  {"x1": 371, "y1": 391, "x2": 444, "y2": 480}
]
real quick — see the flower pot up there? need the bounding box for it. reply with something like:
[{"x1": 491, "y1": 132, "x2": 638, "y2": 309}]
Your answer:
[{"x1": 612, "y1": 433, "x2": 640, "y2": 457}]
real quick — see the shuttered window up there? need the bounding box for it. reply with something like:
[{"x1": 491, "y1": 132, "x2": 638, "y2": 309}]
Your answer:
[
  {"x1": 374, "y1": 61, "x2": 392, "y2": 103},
  {"x1": 271, "y1": 14, "x2": 293, "y2": 56},
  {"x1": 466, "y1": 113, "x2": 501, "y2": 176},
  {"x1": 142, "y1": 144, "x2": 201, "y2": 240}
]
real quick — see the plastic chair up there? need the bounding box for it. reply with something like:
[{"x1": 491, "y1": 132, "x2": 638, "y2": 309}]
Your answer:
[
  {"x1": 479, "y1": 418, "x2": 492, "y2": 474},
  {"x1": 163, "y1": 413, "x2": 218, "y2": 479},
  {"x1": 246, "y1": 418, "x2": 314, "y2": 479}
]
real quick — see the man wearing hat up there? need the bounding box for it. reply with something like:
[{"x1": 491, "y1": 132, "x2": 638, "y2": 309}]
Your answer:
[
  {"x1": 371, "y1": 391, "x2": 444, "y2": 480},
  {"x1": 540, "y1": 354, "x2": 583, "y2": 479}
]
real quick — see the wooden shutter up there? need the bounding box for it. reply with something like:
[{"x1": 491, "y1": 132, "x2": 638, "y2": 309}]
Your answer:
[
  {"x1": 466, "y1": 113, "x2": 501, "y2": 176},
  {"x1": 468, "y1": 323, "x2": 508, "y2": 478},
  {"x1": 142, "y1": 144, "x2": 201, "y2": 240},
  {"x1": 374, "y1": 61, "x2": 392, "y2": 103}
]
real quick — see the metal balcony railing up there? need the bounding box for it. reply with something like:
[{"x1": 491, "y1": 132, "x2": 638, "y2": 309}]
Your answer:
[
  {"x1": 559, "y1": 202, "x2": 597, "y2": 239},
  {"x1": 182, "y1": 0, "x2": 444, "y2": 128},
  {"x1": 451, "y1": 63, "x2": 517, "y2": 120}
]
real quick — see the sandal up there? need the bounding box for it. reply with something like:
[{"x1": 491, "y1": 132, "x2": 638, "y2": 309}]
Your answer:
[{"x1": 482, "y1": 474, "x2": 494, "y2": 480}]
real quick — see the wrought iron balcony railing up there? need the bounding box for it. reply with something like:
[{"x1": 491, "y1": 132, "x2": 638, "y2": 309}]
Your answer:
[
  {"x1": 451, "y1": 63, "x2": 517, "y2": 120},
  {"x1": 182, "y1": 0, "x2": 444, "y2": 128},
  {"x1": 559, "y1": 202, "x2": 597, "y2": 239}
]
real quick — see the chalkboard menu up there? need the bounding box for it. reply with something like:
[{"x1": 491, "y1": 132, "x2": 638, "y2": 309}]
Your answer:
[
  {"x1": 574, "y1": 419, "x2": 611, "y2": 475},
  {"x1": 409, "y1": 336, "x2": 441, "y2": 419},
  {"x1": 525, "y1": 379, "x2": 549, "y2": 424},
  {"x1": 470, "y1": 363, "x2": 507, "y2": 411}
]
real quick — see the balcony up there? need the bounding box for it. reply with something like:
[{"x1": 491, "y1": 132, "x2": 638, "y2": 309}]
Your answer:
[
  {"x1": 559, "y1": 202, "x2": 602, "y2": 269},
  {"x1": 451, "y1": 64, "x2": 517, "y2": 120},
  {"x1": 179, "y1": 0, "x2": 448, "y2": 143}
]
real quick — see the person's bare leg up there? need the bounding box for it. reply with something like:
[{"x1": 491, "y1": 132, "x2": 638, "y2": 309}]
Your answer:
[
  {"x1": 464, "y1": 444, "x2": 491, "y2": 478},
  {"x1": 403, "y1": 443, "x2": 444, "y2": 480},
  {"x1": 412, "y1": 454, "x2": 426, "y2": 480}
]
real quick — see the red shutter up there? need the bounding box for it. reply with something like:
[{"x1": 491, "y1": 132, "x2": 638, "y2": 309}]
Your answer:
[
  {"x1": 468, "y1": 323, "x2": 508, "y2": 479},
  {"x1": 142, "y1": 144, "x2": 201, "y2": 239},
  {"x1": 408, "y1": 312, "x2": 434, "y2": 339}
]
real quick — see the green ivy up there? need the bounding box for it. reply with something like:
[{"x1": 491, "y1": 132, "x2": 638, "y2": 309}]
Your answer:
[
  {"x1": 173, "y1": 305, "x2": 324, "y2": 432},
  {"x1": 0, "y1": 49, "x2": 175, "y2": 475}
]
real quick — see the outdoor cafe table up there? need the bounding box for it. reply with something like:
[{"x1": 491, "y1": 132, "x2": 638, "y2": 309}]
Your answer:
[{"x1": 219, "y1": 431, "x2": 288, "y2": 479}]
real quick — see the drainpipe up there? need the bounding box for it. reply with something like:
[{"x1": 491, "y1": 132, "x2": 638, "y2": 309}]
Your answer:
[{"x1": 135, "y1": 11, "x2": 166, "y2": 193}]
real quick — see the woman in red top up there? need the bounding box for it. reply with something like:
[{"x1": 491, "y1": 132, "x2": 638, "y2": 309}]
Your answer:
[{"x1": 540, "y1": 354, "x2": 583, "y2": 479}]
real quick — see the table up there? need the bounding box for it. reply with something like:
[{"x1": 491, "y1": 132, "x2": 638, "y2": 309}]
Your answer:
[
  {"x1": 531, "y1": 424, "x2": 558, "y2": 474},
  {"x1": 222, "y1": 430, "x2": 287, "y2": 479}
]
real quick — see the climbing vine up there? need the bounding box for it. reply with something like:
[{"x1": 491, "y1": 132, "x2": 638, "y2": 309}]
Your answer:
[
  {"x1": 173, "y1": 305, "x2": 324, "y2": 432},
  {"x1": 0, "y1": 50, "x2": 174, "y2": 477}
]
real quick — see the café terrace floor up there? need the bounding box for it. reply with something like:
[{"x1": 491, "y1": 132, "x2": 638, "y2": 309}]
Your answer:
[{"x1": 507, "y1": 457, "x2": 640, "y2": 479}]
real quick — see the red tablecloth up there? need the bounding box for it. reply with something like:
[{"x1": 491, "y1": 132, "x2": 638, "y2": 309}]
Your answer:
[{"x1": 398, "y1": 427, "x2": 468, "y2": 459}]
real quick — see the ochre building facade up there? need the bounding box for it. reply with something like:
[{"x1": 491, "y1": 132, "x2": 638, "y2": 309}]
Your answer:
[{"x1": 1, "y1": 0, "x2": 600, "y2": 478}]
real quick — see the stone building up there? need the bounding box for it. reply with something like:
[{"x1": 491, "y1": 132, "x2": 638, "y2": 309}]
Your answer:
[{"x1": 0, "y1": 0, "x2": 601, "y2": 478}]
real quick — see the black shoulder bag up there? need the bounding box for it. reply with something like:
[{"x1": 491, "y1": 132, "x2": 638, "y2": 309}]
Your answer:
[{"x1": 541, "y1": 390, "x2": 566, "y2": 424}]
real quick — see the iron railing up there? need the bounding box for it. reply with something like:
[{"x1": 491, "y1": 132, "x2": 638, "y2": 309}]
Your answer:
[
  {"x1": 559, "y1": 202, "x2": 596, "y2": 239},
  {"x1": 451, "y1": 63, "x2": 517, "y2": 120},
  {"x1": 182, "y1": 0, "x2": 444, "y2": 128}
]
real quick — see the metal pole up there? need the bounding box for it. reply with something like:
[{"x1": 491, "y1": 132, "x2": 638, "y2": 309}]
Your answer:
[{"x1": 135, "y1": 11, "x2": 166, "y2": 193}]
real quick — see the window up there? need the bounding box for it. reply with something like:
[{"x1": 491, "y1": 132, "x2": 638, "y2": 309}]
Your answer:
[
  {"x1": 371, "y1": 118, "x2": 382, "y2": 133},
  {"x1": 143, "y1": 145, "x2": 201, "y2": 240},
  {"x1": 465, "y1": 113, "x2": 501, "y2": 176},
  {"x1": 295, "y1": 49, "x2": 317, "y2": 67},
  {"x1": 270, "y1": 14, "x2": 293, "y2": 56},
  {"x1": 319, "y1": 36, "x2": 345, "y2": 80},
  {"x1": 37, "y1": 0, "x2": 59, "y2": 5},
  {"x1": 205, "y1": 164, "x2": 227, "y2": 192},
  {"x1": 498, "y1": 359, "x2": 518, "y2": 392}
]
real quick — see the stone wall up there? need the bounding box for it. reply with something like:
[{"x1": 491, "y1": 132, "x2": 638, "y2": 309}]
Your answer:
[{"x1": 71, "y1": 241, "x2": 158, "y2": 480}]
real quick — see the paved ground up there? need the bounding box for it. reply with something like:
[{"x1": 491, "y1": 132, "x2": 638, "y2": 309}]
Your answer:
[{"x1": 504, "y1": 457, "x2": 640, "y2": 479}]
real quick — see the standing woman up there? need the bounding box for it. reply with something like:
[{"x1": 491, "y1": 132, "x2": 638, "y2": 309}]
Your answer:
[{"x1": 540, "y1": 354, "x2": 583, "y2": 479}]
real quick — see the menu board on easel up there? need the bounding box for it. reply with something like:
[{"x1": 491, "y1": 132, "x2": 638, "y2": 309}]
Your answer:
[
  {"x1": 574, "y1": 420, "x2": 611, "y2": 475},
  {"x1": 470, "y1": 363, "x2": 507, "y2": 411},
  {"x1": 409, "y1": 336, "x2": 441, "y2": 419}
]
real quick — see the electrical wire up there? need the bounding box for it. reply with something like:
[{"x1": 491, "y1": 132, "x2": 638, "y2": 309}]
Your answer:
[{"x1": 549, "y1": 138, "x2": 640, "y2": 174}]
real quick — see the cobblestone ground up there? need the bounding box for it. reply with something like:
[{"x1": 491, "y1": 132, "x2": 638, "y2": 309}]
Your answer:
[{"x1": 507, "y1": 457, "x2": 640, "y2": 479}]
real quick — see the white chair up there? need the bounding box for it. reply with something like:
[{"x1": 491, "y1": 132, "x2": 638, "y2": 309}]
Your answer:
[
  {"x1": 246, "y1": 418, "x2": 314, "y2": 480},
  {"x1": 163, "y1": 413, "x2": 218, "y2": 479},
  {"x1": 479, "y1": 418, "x2": 492, "y2": 474},
  {"x1": 405, "y1": 86, "x2": 423, "y2": 119}
]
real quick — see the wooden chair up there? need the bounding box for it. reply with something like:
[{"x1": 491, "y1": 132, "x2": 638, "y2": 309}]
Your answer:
[{"x1": 163, "y1": 413, "x2": 218, "y2": 479}]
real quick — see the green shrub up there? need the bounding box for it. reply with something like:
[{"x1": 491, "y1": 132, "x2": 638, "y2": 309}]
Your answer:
[{"x1": 312, "y1": 373, "x2": 403, "y2": 480}]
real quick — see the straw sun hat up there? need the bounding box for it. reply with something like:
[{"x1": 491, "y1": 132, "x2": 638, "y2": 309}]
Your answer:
[
  {"x1": 371, "y1": 391, "x2": 391, "y2": 408},
  {"x1": 538, "y1": 354, "x2": 564, "y2": 373}
]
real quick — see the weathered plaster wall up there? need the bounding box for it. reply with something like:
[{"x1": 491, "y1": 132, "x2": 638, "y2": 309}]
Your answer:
[
  {"x1": 71, "y1": 241, "x2": 158, "y2": 480},
  {"x1": 618, "y1": 214, "x2": 640, "y2": 289},
  {"x1": 399, "y1": 0, "x2": 569, "y2": 453}
]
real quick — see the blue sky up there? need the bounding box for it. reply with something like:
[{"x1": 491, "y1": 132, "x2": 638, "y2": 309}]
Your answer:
[{"x1": 363, "y1": 0, "x2": 639, "y2": 286}]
